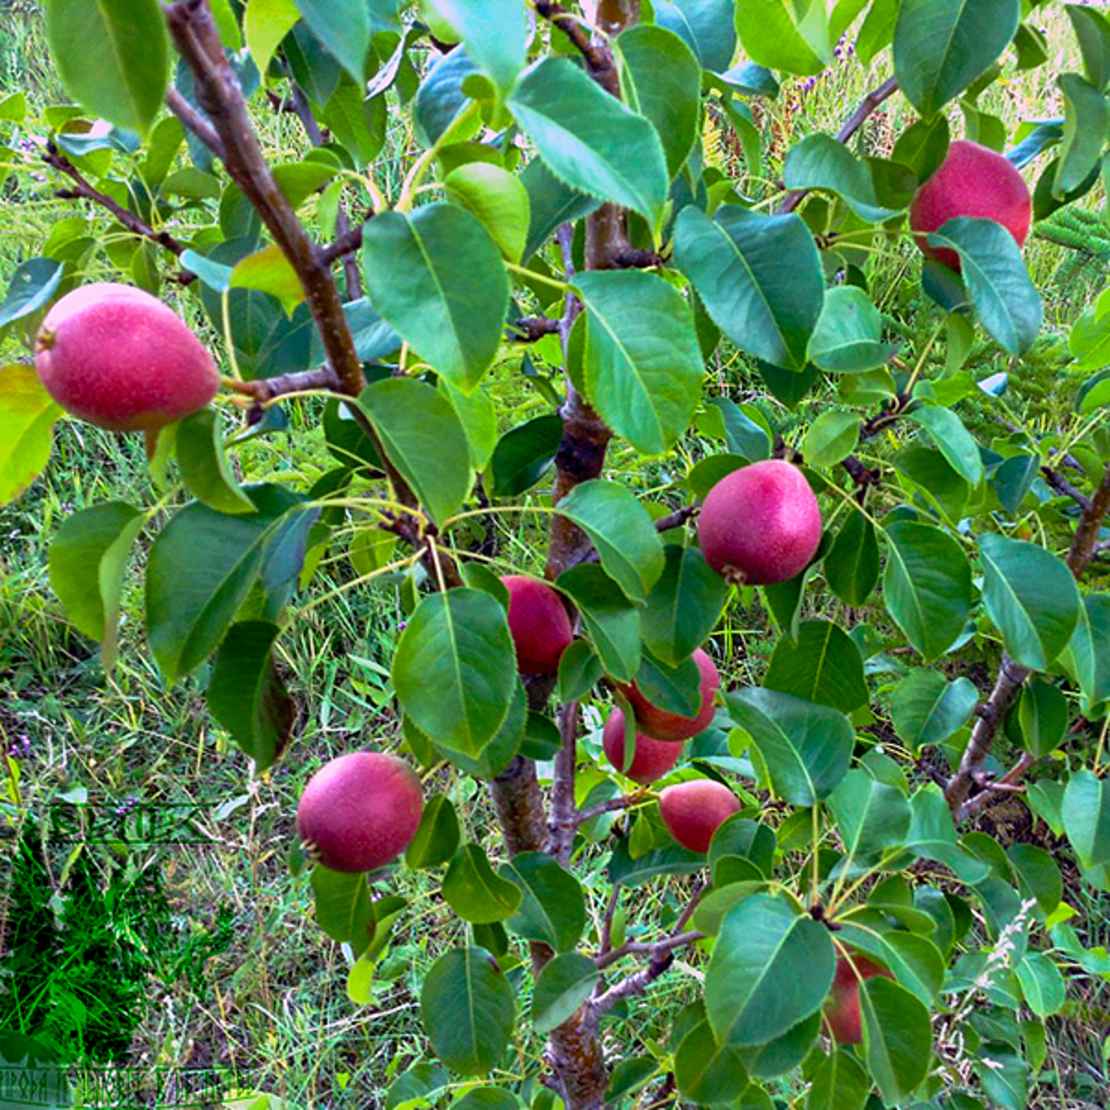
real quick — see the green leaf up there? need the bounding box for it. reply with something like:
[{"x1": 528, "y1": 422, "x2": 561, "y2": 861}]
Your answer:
[
  {"x1": 895, "y1": 444, "x2": 969, "y2": 524},
  {"x1": 176, "y1": 410, "x2": 256, "y2": 515},
  {"x1": 294, "y1": 0, "x2": 370, "y2": 83},
  {"x1": 244, "y1": 0, "x2": 300, "y2": 78},
  {"x1": 44, "y1": 0, "x2": 169, "y2": 134},
  {"x1": 726, "y1": 688, "x2": 854, "y2": 805},
  {"x1": 444, "y1": 164, "x2": 530, "y2": 263},
  {"x1": 427, "y1": 0, "x2": 526, "y2": 102},
  {"x1": 420, "y1": 947, "x2": 515, "y2": 1077},
  {"x1": 415, "y1": 47, "x2": 479, "y2": 146},
  {"x1": 531, "y1": 953, "x2": 599, "y2": 1035},
  {"x1": 557, "y1": 563, "x2": 641, "y2": 682},
  {"x1": 556, "y1": 479, "x2": 664, "y2": 601},
  {"x1": 882, "y1": 520, "x2": 973, "y2": 662},
  {"x1": 707, "y1": 397, "x2": 772, "y2": 461},
  {"x1": 500, "y1": 851, "x2": 586, "y2": 953},
  {"x1": 573, "y1": 270, "x2": 704, "y2": 456},
  {"x1": 0, "y1": 364, "x2": 61, "y2": 505},
  {"x1": 674, "y1": 1021, "x2": 748, "y2": 1104},
  {"x1": 1006, "y1": 842, "x2": 1061, "y2": 917},
  {"x1": 1063, "y1": 769, "x2": 1110, "y2": 870},
  {"x1": 733, "y1": 0, "x2": 827, "y2": 76},
  {"x1": 509, "y1": 57, "x2": 669, "y2": 234},
  {"x1": 909, "y1": 407, "x2": 984, "y2": 487},
  {"x1": 442, "y1": 844, "x2": 522, "y2": 924},
  {"x1": 48, "y1": 501, "x2": 144, "y2": 668},
  {"x1": 925, "y1": 218, "x2": 1043, "y2": 355},
  {"x1": 1015, "y1": 679, "x2": 1068, "y2": 757},
  {"x1": 1060, "y1": 594, "x2": 1110, "y2": 716},
  {"x1": 310, "y1": 867, "x2": 374, "y2": 949},
  {"x1": 607, "y1": 836, "x2": 704, "y2": 886},
  {"x1": 980, "y1": 535, "x2": 1080, "y2": 671},
  {"x1": 784, "y1": 135, "x2": 913, "y2": 222},
  {"x1": 674, "y1": 205, "x2": 824, "y2": 372},
  {"x1": 520, "y1": 156, "x2": 600, "y2": 262},
  {"x1": 322, "y1": 75, "x2": 386, "y2": 169},
  {"x1": 828, "y1": 769, "x2": 912, "y2": 863},
  {"x1": 824, "y1": 510, "x2": 879, "y2": 607},
  {"x1": 808, "y1": 287, "x2": 895, "y2": 373},
  {"x1": 0, "y1": 258, "x2": 63, "y2": 334},
  {"x1": 1015, "y1": 951, "x2": 1066, "y2": 1018},
  {"x1": 893, "y1": 0, "x2": 1020, "y2": 117},
  {"x1": 146, "y1": 486, "x2": 301, "y2": 683},
  {"x1": 442, "y1": 379, "x2": 497, "y2": 472},
  {"x1": 764, "y1": 620, "x2": 869, "y2": 714},
  {"x1": 207, "y1": 621, "x2": 294, "y2": 772},
  {"x1": 355, "y1": 378, "x2": 471, "y2": 525},
  {"x1": 393, "y1": 588, "x2": 517, "y2": 758},
  {"x1": 1067, "y1": 4, "x2": 1110, "y2": 90},
  {"x1": 362, "y1": 204, "x2": 509, "y2": 391},
  {"x1": 559, "y1": 639, "x2": 604, "y2": 703},
  {"x1": 706, "y1": 893, "x2": 835, "y2": 1046},
  {"x1": 805, "y1": 1050, "x2": 870, "y2": 1110},
  {"x1": 890, "y1": 668, "x2": 978, "y2": 754},
  {"x1": 803, "y1": 411, "x2": 860, "y2": 469},
  {"x1": 641, "y1": 545, "x2": 727, "y2": 668},
  {"x1": 617, "y1": 24, "x2": 701, "y2": 179},
  {"x1": 1054, "y1": 73, "x2": 1108, "y2": 196},
  {"x1": 230, "y1": 245, "x2": 305, "y2": 315},
  {"x1": 860, "y1": 977, "x2": 933, "y2": 1103},
  {"x1": 655, "y1": 0, "x2": 737, "y2": 71},
  {"x1": 489, "y1": 413, "x2": 562, "y2": 497},
  {"x1": 405, "y1": 795, "x2": 461, "y2": 870}
]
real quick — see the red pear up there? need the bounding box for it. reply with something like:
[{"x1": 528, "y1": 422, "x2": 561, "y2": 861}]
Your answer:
[
  {"x1": 297, "y1": 752, "x2": 423, "y2": 873},
  {"x1": 501, "y1": 575, "x2": 573, "y2": 675},
  {"x1": 659, "y1": 779, "x2": 740, "y2": 853},
  {"x1": 823, "y1": 952, "x2": 895, "y2": 1044},
  {"x1": 909, "y1": 139, "x2": 1031, "y2": 272},
  {"x1": 34, "y1": 282, "x2": 218, "y2": 431},
  {"x1": 602, "y1": 708, "x2": 683, "y2": 784},
  {"x1": 620, "y1": 648, "x2": 720, "y2": 742},
  {"x1": 698, "y1": 460, "x2": 821, "y2": 586}
]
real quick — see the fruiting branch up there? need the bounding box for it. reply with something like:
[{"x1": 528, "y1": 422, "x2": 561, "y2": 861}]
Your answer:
[
  {"x1": 779, "y1": 75, "x2": 900, "y2": 215},
  {"x1": 946, "y1": 462, "x2": 1110, "y2": 819},
  {"x1": 164, "y1": 0, "x2": 460, "y2": 588}
]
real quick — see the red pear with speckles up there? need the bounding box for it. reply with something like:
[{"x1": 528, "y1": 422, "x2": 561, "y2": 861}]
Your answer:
[
  {"x1": 34, "y1": 282, "x2": 219, "y2": 431},
  {"x1": 619, "y1": 647, "x2": 720, "y2": 742},
  {"x1": 602, "y1": 708, "x2": 683, "y2": 784},
  {"x1": 698, "y1": 460, "x2": 822, "y2": 586},
  {"x1": 297, "y1": 752, "x2": 423, "y2": 873},
  {"x1": 659, "y1": 779, "x2": 740, "y2": 853},
  {"x1": 501, "y1": 575, "x2": 573, "y2": 675},
  {"x1": 824, "y1": 952, "x2": 895, "y2": 1043},
  {"x1": 909, "y1": 139, "x2": 1031, "y2": 272}
]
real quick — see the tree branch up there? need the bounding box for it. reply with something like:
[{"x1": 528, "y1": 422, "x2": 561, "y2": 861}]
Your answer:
[
  {"x1": 319, "y1": 222, "x2": 368, "y2": 266},
  {"x1": 546, "y1": 700, "x2": 581, "y2": 864},
  {"x1": 165, "y1": 0, "x2": 459, "y2": 587},
  {"x1": 534, "y1": 1, "x2": 611, "y2": 75},
  {"x1": 165, "y1": 86, "x2": 225, "y2": 159},
  {"x1": 44, "y1": 142, "x2": 192, "y2": 270},
  {"x1": 946, "y1": 463, "x2": 1110, "y2": 819},
  {"x1": 1043, "y1": 466, "x2": 1092, "y2": 512},
  {"x1": 779, "y1": 76, "x2": 899, "y2": 214}
]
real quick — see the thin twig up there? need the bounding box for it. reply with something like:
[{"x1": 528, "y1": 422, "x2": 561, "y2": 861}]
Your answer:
[
  {"x1": 1043, "y1": 466, "x2": 1092, "y2": 511},
  {"x1": 575, "y1": 794, "x2": 643, "y2": 826},
  {"x1": 165, "y1": 86, "x2": 225, "y2": 159},
  {"x1": 779, "y1": 76, "x2": 899, "y2": 214},
  {"x1": 534, "y1": 1, "x2": 609, "y2": 74},
  {"x1": 510, "y1": 316, "x2": 562, "y2": 342},
  {"x1": 44, "y1": 143, "x2": 192, "y2": 270},
  {"x1": 319, "y1": 222, "x2": 368, "y2": 266}
]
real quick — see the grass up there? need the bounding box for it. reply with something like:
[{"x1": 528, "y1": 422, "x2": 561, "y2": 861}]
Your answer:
[{"x1": 1, "y1": 3, "x2": 1109, "y2": 1107}]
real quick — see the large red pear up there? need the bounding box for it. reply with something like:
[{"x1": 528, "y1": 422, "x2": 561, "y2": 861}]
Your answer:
[
  {"x1": 602, "y1": 708, "x2": 683, "y2": 784},
  {"x1": 34, "y1": 282, "x2": 218, "y2": 431},
  {"x1": 501, "y1": 575, "x2": 573, "y2": 675},
  {"x1": 823, "y1": 952, "x2": 895, "y2": 1043},
  {"x1": 620, "y1": 647, "x2": 720, "y2": 742},
  {"x1": 297, "y1": 752, "x2": 423, "y2": 873},
  {"x1": 909, "y1": 139, "x2": 1031, "y2": 272},
  {"x1": 698, "y1": 460, "x2": 822, "y2": 586},
  {"x1": 659, "y1": 779, "x2": 740, "y2": 853}
]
